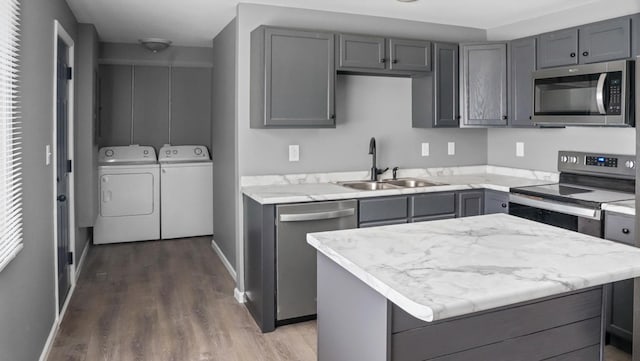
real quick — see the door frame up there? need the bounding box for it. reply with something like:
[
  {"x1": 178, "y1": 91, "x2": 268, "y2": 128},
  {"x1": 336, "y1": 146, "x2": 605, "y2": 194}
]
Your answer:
[{"x1": 51, "y1": 20, "x2": 76, "y2": 318}]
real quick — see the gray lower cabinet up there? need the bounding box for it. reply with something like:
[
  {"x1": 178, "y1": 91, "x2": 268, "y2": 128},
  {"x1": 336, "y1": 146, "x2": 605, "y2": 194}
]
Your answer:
[
  {"x1": 508, "y1": 37, "x2": 536, "y2": 128},
  {"x1": 579, "y1": 17, "x2": 631, "y2": 64},
  {"x1": 412, "y1": 42, "x2": 459, "y2": 128},
  {"x1": 410, "y1": 192, "x2": 456, "y2": 222},
  {"x1": 537, "y1": 28, "x2": 579, "y2": 69},
  {"x1": 338, "y1": 33, "x2": 386, "y2": 70},
  {"x1": 388, "y1": 38, "x2": 431, "y2": 72},
  {"x1": 604, "y1": 212, "x2": 635, "y2": 350},
  {"x1": 250, "y1": 26, "x2": 336, "y2": 128},
  {"x1": 359, "y1": 196, "x2": 408, "y2": 228},
  {"x1": 457, "y1": 190, "x2": 484, "y2": 217},
  {"x1": 460, "y1": 43, "x2": 508, "y2": 127},
  {"x1": 484, "y1": 190, "x2": 509, "y2": 214}
]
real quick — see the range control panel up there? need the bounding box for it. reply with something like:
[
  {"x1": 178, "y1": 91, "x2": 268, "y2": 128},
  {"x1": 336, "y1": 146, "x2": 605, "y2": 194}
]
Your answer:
[{"x1": 558, "y1": 151, "x2": 635, "y2": 178}]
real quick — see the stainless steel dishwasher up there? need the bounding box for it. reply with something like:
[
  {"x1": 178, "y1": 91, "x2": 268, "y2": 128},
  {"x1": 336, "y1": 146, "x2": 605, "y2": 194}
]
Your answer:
[{"x1": 275, "y1": 200, "x2": 357, "y2": 322}]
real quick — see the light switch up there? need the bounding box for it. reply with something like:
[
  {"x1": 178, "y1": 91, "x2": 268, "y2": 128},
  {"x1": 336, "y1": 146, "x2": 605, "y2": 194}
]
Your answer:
[
  {"x1": 516, "y1": 142, "x2": 525, "y2": 157},
  {"x1": 45, "y1": 145, "x2": 52, "y2": 165},
  {"x1": 289, "y1": 145, "x2": 299, "y2": 162},
  {"x1": 447, "y1": 142, "x2": 455, "y2": 156},
  {"x1": 421, "y1": 143, "x2": 430, "y2": 157}
]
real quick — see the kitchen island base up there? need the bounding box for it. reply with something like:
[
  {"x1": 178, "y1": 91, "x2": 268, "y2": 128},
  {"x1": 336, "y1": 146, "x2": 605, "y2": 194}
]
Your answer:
[{"x1": 317, "y1": 253, "x2": 605, "y2": 361}]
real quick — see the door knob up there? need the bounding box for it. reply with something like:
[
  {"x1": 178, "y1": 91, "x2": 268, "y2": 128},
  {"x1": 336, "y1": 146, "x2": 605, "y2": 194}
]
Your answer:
[{"x1": 57, "y1": 195, "x2": 67, "y2": 202}]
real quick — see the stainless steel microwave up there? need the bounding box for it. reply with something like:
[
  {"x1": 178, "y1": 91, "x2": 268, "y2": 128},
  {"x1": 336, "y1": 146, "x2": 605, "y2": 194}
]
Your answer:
[{"x1": 531, "y1": 60, "x2": 634, "y2": 127}]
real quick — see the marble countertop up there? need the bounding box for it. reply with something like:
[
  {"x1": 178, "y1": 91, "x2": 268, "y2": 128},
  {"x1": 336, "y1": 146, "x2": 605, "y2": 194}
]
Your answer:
[
  {"x1": 307, "y1": 214, "x2": 640, "y2": 322},
  {"x1": 602, "y1": 200, "x2": 636, "y2": 216},
  {"x1": 243, "y1": 169, "x2": 556, "y2": 205}
]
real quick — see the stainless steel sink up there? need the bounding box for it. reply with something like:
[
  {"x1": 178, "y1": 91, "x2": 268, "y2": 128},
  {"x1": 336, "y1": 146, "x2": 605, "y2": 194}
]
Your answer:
[
  {"x1": 382, "y1": 178, "x2": 443, "y2": 188},
  {"x1": 337, "y1": 178, "x2": 446, "y2": 191},
  {"x1": 337, "y1": 181, "x2": 402, "y2": 191}
]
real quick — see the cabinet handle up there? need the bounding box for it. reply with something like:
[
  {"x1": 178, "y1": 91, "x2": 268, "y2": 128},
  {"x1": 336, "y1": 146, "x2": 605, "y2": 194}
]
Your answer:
[
  {"x1": 570, "y1": 52, "x2": 576, "y2": 58},
  {"x1": 330, "y1": 114, "x2": 336, "y2": 120},
  {"x1": 501, "y1": 203, "x2": 507, "y2": 208},
  {"x1": 622, "y1": 228, "x2": 630, "y2": 234},
  {"x1": 380, "y1": 58, "x2": 386, "y2": 63},
  {"x1": 502, "y1": 115, "x2": 508, "y2": 120},
  {"x1": 392, "y1": 59, "x2": 398, "y2": 64},
  {"x1": 456, "y1": 115, "x2": 461, "y2": 120},
  {"x1": 582, "y1": 51, "x2": 589, "y2": 57},
  {"x1": 529, "y1": 116, "x2": 532, "y2": 120}
]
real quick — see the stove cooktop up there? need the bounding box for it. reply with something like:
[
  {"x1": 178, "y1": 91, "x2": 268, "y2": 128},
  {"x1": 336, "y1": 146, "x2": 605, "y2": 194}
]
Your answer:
[{"x1": 511, "y1": 183, "x2": 635, "y2": 207}]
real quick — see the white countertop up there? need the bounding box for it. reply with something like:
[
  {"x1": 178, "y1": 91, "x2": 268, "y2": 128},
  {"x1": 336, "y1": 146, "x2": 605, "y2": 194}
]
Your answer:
[
  {"x1": 307, "y1": 214, "x2": 640, "y2": 322},
  {"x1": 243, "y1": 172, "x2": 554, "y2": 205},
  {"x1": 603, "y1": 199, "x2": 636, "y2": 216}
]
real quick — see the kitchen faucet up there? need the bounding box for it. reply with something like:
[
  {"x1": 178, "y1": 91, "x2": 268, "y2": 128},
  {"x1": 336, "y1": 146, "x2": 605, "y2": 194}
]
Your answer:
[{"x1": 368, "y1": 137, "x2": 388, "y2": 181}]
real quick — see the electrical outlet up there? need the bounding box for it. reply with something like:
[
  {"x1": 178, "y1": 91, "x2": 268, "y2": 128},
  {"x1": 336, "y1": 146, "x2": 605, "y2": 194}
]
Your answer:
[
  {"x1": 516, "y1": 142, "x2": 525, "y2": 157},
  {"x1": 421, "y1": 143, "x2": 430, "y2": 157},
  {"x1": 289, "y1": 145, "x2": 299, "y2": 162},
  {"x1": 447, "y1": 142, "x2": 455, "y2": 156}
]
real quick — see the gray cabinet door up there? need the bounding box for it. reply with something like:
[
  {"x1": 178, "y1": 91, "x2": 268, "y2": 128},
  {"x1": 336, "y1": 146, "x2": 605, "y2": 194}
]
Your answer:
[
  {"x1": 388, "y1": 39, "x2": 431, "y2": 72},
  {"x1": 461, "y1": 43, "x2": 508, "y2": 126},
  {"x1": 579, "y1": 17, "x2": 631, "y2": 64},
  {"x1": 338, "y1": 34, "x2": 386, "y2": 70},
  {"x1": 99, "y1": 64, "x2": 132, "y2": 146},
  {"x1": 509, "y1": 37, "x2": 536, "y2": 128},
  {"x1": 484, "y1": 190, "x2": 509, "y2": 214},
  {"x1": 537, "y1": 29, "x2": 578, "y2": 69},
  {"x1": 359, "y1": 196, "x2": 408, "y2": 225},
  {"x1": 251, "y1": 27, "x2": 335, "y2": 128},
  {"x1": 633, "y1": 14, "x2": 640, "y2": 57},
  {"x1": 434, "y1": 43, "x2": 459, "y2": 127},
  {"x1": 133, "y1": 66, "x2": 170, "y2": 150},
  {"x1": 457, "y1": 190, "x2": 484, "y2": 218},
  {"x1": 170, "y1": 67, "x2": 212, "y2": 148}
]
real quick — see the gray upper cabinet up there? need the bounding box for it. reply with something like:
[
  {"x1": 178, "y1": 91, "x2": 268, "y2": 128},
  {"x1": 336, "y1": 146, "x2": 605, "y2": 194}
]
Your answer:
[
  {"x1": 388, "y1": 39, "x2": 432, "y2": 72},
  {"x1": 537, "y1": 28, "x2": 579, "y2": 69},
  {"x1": 412, "y1": 42, "x2": 458, "y2": 128},
  {"x1": 251, "y1": 26, "x2": 336, "y2": 128},
  {"x1": 633, "y1": 14, "x2": 640, "y2": 57},
  {"x1": 338, "y1": 34, "x2": 386, "y2": 70},
  {"x1": 460, "y1": 43, "x2": 508, "y2": 127},
  {"x1": 579, "y1": 17, "x2": 631, "y2": 64},
  {"x1": 509, "y1": 37, "x2": 536, "y2": 127}
]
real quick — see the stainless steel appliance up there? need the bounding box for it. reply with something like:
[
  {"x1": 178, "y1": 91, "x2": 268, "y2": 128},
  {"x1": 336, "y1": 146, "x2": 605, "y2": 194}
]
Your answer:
[
  {"x1": 275, "y1": 200, "x2": 357, "y2": 322},
  {"x1": 510, "y1": 151, "x2": 635, "y2": 237},
  {"x1": 532, "y1": 60, "x2": 634, "y2": 127}
]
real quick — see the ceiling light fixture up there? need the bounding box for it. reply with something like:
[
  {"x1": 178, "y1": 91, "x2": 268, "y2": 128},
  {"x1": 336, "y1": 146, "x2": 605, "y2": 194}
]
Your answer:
[
  {"x1": 397, "y1": 0, "x2": 418, "y2": 2},
  {"x1": 139, "y1": 38, "x2": 172, "y2": 53}
]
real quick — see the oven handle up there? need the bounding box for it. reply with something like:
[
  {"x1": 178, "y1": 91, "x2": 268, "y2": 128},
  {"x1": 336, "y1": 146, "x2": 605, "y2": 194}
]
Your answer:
[
  {"x1": 509, "y1": 193, "x2": 601, "y2": 220},
  {"x1": 596, "y1": 73, "x2": 607, "y2": 115}
]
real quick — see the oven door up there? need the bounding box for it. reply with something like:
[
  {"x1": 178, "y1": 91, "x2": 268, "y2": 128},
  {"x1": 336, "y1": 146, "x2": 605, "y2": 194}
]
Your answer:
[{"x1": 508, "y1": 193, "x2": 602, "y2": 237}]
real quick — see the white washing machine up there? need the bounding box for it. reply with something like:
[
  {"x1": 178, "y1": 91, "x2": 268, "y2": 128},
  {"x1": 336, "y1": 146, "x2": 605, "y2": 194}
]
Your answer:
[
  {"x1": 159, "y1": 145, "x2": 213, "y2": 239},
  {"x1": 94, "y1": 145, "x2": 160, "y2": 245}
]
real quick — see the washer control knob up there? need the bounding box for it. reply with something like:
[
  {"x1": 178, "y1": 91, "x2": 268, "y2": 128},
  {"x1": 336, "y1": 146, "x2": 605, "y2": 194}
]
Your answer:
[
  {"x1": 165, "y1": 150, "x2": 171, "y2": 155},
  {"x1": 105, "y1": 149, "x2": 114, "y2": 157},
  {"x1": 625, "y1": 160, "x2": 635, "y2": 169},
  {"x1": 560, "y1": 156, "x2": 568, "y2": 163},
  {"x1": 194, "y1": 148, "x2": 203, "y2": 155},
  {"x1": 143, "y1": 150, "x2": 149, "y2": 155},
  {"x1": 172, "y1": 150, "x2": 178, "y2": 154}
]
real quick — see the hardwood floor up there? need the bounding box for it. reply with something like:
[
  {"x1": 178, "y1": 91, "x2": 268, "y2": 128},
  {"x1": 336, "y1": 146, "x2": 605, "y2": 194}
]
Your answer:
[
  {"x1": 48, "y1": 236, "x2": 633, "y2": 361},
  {"x1": 47, "y1": 237, "x2": 316, "y2": 361}
]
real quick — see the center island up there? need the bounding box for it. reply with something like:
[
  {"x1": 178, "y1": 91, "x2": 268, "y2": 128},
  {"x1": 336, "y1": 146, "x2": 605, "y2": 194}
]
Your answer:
[{"x1": 307, "y1": 214, "x2": 640, "y2": 361}]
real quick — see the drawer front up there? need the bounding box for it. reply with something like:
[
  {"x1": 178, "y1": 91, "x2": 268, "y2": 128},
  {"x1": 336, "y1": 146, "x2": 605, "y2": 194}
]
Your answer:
[
  {"x1": 410, "y1": 192, "x2": 456, "y2": 217},
  {"x1": 359, "y1": 196, "x2": 408, "y2": 224},
  {"x1": 605, "y1": 213, "x2": 635, "y2": 245},
  {"x1": 359, "y1": 218, "x2": 408, "y2": 228},
  {"x1": 410, "y1": 214, "x2": 456, "y2": 223}
]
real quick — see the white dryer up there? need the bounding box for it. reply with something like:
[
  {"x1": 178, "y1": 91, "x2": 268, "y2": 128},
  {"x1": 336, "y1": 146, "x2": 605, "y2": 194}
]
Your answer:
[
  {"x1": 159, "y1": 145, "x2": 213, "y2": 239},
  {"x1": 94, "y1": 145, "x2": 160, "y2": 245}
]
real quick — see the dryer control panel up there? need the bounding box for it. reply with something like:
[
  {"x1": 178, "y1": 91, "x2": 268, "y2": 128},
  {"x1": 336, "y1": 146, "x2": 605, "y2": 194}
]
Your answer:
[
  {"x1": 159, "y1": 145, "x2": 211, "y2": 163},
  {"x1": 99, "y1": 145, "x2": 157, "y2": 164}
]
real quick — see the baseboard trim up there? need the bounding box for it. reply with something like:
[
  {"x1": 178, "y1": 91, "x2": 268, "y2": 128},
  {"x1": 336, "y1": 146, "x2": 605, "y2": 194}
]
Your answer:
[
  {"x1": 38, "y1": 315, "x2": 59, "y2": 361},
  {"x1": 75, "y1": 237, "x2": 90, "y2": 282},
  {"x1": 210, "y1": 238, "x2": 237, "y2": 281},
  {"x1": 234, "y1": 287, "x2": 246, "y2": 304}
]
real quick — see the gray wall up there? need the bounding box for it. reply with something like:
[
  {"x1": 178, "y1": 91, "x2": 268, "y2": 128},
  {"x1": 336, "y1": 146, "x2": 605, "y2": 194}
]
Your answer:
[
  {"x1": 232, "y1": 3, "x2": 488, "y2": 291},
  {"x1": 487, "y1": 128, "x2": 636, "y2": 172},
  {"x1": 212, "y1": 19, "x2": 238, "y2": 271},
  {"x1": 74, "y1": 24, "x2": 99, "y2": 260},
  {"x1": 0, "y1": 0, "x2": 78, "y2": 360}
]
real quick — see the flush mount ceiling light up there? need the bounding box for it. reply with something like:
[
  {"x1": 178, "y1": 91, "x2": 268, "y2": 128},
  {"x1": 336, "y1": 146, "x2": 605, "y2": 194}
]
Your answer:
[
  {"x1": 397, "y1": 0, "x2": 418, "y2": 2},
  {"x1": 139, "y1": 38, "x2": 172, "y2": 53}
]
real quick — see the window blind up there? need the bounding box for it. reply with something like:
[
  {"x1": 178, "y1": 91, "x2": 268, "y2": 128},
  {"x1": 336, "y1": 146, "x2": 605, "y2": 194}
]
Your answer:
[{"x1": 0, "y1": 0, "x2": 22, "y2": 273}]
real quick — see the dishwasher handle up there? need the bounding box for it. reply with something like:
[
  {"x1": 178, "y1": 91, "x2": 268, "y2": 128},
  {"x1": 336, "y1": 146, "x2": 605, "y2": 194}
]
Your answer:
[{"x1": 279, "y1": 208, "x2": 356, "y2": 222}]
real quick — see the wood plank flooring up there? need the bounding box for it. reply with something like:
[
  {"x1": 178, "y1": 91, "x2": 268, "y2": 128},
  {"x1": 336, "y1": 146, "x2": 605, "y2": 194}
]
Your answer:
[
  {"x1": 48, "y1": 236, "x2": 632, "y2": 361},
  {"x1": 47, "y1": 237, "x2": 316, "y2": 361}
]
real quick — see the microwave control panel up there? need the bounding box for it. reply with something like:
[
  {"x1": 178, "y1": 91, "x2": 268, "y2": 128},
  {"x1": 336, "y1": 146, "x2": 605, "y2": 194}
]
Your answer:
[{"x1": 607, "y1": 73, "x2": 622, "y2": 115}]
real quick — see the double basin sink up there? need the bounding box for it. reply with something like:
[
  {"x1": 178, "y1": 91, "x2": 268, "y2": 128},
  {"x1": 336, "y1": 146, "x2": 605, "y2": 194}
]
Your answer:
[{"x1": 337, "y1": 178, "x2": 445, "y2": 191}]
